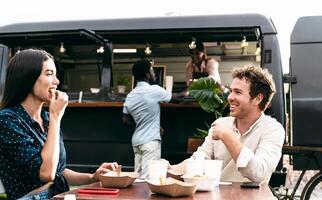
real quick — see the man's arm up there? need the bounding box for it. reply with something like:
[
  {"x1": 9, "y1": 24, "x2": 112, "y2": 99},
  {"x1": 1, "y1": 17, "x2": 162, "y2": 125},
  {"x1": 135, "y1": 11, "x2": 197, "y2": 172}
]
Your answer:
[
  {"x1": 122, "y1": 113, "x2": 136, "y2": 127},
  {"x1": 170, "y1": 127, "x2": 215, "y2": 174},
  {"x1": 211, "y1": 122, "x2": 242, "y2": 161},
  {"x1": 170, "y1": 90, "x2": 189, "y2": 102},
  {"x1": 212, "y1": 121, "x2": 285, "y2": 182},
  {"x1": 237, "y1": 127, "x2": 284, "y2": 182}
]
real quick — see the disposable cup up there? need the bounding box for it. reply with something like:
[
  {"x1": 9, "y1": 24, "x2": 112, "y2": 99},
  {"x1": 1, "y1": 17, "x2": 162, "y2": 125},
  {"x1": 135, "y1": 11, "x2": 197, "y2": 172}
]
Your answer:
[
  {"x1": 148, "y1": 159, "x2": 169, "y2": 182},
  {"x1": 64, "y1": 194, "x2": 76, "y2": 200},
  {"x1": 203, "y1": 160, "x2": 223, "y2": 186},
  {"x1": 185, "y1": 159, "x2": 204, "y2": 176}
]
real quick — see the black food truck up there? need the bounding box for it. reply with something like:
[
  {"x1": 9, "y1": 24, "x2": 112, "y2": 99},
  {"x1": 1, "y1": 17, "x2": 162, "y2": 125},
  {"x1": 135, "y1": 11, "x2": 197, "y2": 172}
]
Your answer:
[{"x1": 2, "y1": 14, "x2": 318, "y2": 191}]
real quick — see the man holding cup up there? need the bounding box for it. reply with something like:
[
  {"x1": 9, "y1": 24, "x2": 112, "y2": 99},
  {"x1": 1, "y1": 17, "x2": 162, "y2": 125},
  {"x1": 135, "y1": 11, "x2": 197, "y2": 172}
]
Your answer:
[{"x1": 171, "y1": 65, "x2": 285, "y2": 183}]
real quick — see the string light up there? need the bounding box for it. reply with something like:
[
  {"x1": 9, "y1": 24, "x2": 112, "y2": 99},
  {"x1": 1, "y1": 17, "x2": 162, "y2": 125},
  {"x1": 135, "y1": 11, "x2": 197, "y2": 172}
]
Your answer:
[
  {"x1": 144, "y1": 43, "x2": 152, "y2": 55},
  {"x1": 59, "y1": 42, "x2": 66, "y2": 53},
  {"x1": 189, "y1": 38, "x2": 197, "y2": 49},
  {"x1": 96, "y1": 46, "x2": 104, "y2": 54}
]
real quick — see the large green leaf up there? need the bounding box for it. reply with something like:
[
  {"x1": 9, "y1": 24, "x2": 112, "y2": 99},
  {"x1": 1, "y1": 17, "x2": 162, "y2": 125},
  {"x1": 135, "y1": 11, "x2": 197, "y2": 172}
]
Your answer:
[
  {"x1": 188, "y1": 77, "x2": 228, "y2": 139},
  {"x1": 188, "y1": 77, "x2": 225, "y2": 114}
]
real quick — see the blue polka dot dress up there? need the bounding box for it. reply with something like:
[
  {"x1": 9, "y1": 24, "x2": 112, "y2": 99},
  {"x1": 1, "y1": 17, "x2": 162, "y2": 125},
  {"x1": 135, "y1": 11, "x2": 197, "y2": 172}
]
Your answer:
[{"x1": 0, "y1": 105, "x2": 67, "y2": 200}]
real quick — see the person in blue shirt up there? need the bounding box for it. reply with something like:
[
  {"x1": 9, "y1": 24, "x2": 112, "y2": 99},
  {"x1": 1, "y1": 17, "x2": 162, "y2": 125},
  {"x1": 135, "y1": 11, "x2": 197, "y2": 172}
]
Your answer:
[
  {"x1": 122, "y1": 59, "x2": 187, "y2": 178},
  {"x1": 0, "y1": 49, "x2": 119, "y2": 200}
]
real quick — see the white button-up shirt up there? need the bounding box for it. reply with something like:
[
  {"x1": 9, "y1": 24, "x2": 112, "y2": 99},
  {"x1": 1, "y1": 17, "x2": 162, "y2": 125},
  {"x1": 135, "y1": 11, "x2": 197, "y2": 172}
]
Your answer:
[
  {"x1": 123, "y1": 81, "x2": 171, "y2": 146},
  {"x1": 191, "y1": 113, "x2": 285, "y2": 183}
]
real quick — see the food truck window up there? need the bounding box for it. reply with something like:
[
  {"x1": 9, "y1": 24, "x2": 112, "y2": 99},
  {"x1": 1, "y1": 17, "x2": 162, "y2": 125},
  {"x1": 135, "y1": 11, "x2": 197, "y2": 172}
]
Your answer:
[{"x1": 110, "y1": 40, "x2": 261, "y2": 93}]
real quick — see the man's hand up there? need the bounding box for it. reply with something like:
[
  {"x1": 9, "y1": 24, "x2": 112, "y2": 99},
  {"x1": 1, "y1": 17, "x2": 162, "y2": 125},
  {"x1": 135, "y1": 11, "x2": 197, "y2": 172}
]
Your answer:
[
  {"x1": 211, "y1": 122, "x2": 243, "y2": 161},
  {"x1": 211, "y1": 122, "x2": 233, "y2": 140}
]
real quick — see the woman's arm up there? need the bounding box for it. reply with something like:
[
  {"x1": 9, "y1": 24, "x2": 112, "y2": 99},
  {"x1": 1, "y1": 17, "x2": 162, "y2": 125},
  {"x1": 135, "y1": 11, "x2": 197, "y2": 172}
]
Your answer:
[
  {"x1": 62, "y1": 169, "x2": 94, "y2": 185},
  {"x1": 186, "y1": 61, "x2": 193, "y2": 86},
  {"x1": 39, "y1": 90, "x2": 68, "y2": 182},
  {"x1": 63, "y1": 162, "x2": 119, "y2": 185},
  {"x1": 206, "y1": 59, "x2": 221, "y2": 83}
]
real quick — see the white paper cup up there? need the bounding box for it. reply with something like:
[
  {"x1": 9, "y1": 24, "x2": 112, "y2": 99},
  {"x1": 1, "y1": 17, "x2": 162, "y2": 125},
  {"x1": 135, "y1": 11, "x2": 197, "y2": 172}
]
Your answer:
[
  {"x1": 185, "y1": 159, "x2": 204, "y2": 176},
  {"x1": 64, "y1": 194, "x2": 76, "y2": 200},
  {"x1": 203, "y1": 160, "x2": 223, "y2": 186},
  {"x1": 148, "y1": 159, "x2": 169, "y2": 182}
]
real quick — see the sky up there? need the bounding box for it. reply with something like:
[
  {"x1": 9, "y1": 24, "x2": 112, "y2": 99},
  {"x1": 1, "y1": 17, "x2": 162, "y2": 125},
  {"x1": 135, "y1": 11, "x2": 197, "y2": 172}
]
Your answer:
[{"x1": 1, "y1": 0, "x2": 322, "y2": 73}]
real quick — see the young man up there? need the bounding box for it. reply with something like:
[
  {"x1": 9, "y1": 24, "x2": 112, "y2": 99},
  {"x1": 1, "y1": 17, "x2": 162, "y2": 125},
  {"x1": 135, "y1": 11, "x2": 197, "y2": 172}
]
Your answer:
[
  {"x1": 172, "y1": 65, "x2": 285, "y2": 183},
  {"x1": 123, "y1": 59, "x2": 186, "y2": 178}
]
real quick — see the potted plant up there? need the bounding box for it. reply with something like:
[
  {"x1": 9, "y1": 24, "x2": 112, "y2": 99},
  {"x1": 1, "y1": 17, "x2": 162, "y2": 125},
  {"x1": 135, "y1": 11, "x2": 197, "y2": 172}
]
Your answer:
[
  {"x1": 116, "y1": 75, "x2": 130, "y2": 93},
  {"x1": 186, "y1": 122, "x2": 210, "y2": 154},
  {"x1": 186, "y1": 77, "x2": 229, "y2": 153}
]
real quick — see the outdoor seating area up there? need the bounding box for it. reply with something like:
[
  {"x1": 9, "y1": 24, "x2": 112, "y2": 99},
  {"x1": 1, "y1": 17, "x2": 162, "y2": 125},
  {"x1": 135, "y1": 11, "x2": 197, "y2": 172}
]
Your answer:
[{"x1": 1, "y1": 13, "x2": 322, "y2": 200}]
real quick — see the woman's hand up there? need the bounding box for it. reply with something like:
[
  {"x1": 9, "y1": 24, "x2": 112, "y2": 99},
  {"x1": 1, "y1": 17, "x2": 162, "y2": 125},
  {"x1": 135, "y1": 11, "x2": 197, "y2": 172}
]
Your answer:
[
  {"x1": 92, "y1": 162, "x2": 119, "y2": 181},
  {"x1": 49, "y1": 89, "x2": 68, "y2": 120}
]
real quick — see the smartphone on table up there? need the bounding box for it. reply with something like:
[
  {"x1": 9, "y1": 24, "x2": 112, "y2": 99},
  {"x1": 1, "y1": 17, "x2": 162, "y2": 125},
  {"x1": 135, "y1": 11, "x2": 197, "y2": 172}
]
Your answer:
[
  {"x1": 240, "y1": 182, "x2": 260, "y2": 189},
  {"x1": 78, "y1": 187, "x2": 119, "y2": 195}
]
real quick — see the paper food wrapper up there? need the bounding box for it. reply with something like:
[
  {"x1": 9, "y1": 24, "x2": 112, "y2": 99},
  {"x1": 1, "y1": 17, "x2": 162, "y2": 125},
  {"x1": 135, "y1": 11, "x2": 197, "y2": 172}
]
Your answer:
[
  {"x1": 98, "y1": 171, "x2": 138, "y2": 188},
  {"x1": 146, "y1": 177, "x2": 198, "y2": 197}
]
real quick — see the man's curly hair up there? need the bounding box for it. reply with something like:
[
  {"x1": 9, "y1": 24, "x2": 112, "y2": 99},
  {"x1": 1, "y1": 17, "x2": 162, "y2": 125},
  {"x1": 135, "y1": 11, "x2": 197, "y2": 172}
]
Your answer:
[{"x1": 232, "y1": 65, "x2": 276, "y2": 111}]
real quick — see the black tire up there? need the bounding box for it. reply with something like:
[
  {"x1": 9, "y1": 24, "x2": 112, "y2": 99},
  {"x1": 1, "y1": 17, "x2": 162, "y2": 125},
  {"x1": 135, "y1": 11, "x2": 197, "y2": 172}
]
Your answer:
[{"x1": 301, "y1": 172, "x2": 322, "y2": 200}]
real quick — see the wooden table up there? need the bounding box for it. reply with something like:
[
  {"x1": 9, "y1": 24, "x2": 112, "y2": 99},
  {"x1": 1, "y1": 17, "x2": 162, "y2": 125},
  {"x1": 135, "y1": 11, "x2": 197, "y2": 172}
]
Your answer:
[{"x1": 53, "y1": 182, "x2": 276, "y2": 200}]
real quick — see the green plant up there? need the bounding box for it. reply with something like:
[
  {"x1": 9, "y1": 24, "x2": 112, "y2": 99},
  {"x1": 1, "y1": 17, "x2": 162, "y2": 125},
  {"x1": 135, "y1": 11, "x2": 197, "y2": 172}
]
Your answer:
[
  {"x1": 188, "y1": 77, "x2": 229, "y2": 138},
  {"x1": 0, "y1": 193, "x2": 7, "y2": 199},
  {"x1": 194, "y1": 122, "x2": 210, "y2": 139},
  {"x1": 117, "y1": 75, "x2": 130, "y2": 85}
]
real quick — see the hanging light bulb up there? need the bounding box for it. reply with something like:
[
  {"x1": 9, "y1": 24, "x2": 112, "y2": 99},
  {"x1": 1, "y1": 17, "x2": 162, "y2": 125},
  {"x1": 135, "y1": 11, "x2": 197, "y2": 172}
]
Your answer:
[
  {"x1": 189, "y1": 38, "x2": 196, "y2": 49},
  {"x1": 59, "y1": 42, "x2": 66, "y2": 53},
  {"x1": 144, "y1": 43, "x2": 152, "y2": 55},
  {"x1": 96, "y1": 46, "x2": 104, "y2": 54}
]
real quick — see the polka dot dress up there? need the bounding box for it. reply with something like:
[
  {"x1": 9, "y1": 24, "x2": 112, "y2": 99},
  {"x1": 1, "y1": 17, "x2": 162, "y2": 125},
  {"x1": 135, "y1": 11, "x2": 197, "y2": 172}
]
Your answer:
[{"x1": 0, "y1": 105, "x2": 67, "y2": 200}]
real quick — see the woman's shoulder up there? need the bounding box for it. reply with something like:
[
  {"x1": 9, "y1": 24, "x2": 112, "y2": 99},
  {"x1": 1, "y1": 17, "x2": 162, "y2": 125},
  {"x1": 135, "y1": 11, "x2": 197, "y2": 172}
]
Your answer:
[
  {"x1": 186, "y1": 60, "x2": 193, "y2": 69},
  {"x1": 150, "y1": 84, "x2": 167, "y2": 92},
  {"x1": 0, "y1": 107, "x2": 16, "y2": 117},
  {"x1": 206, "y1": 58, "x2": 217, "y2": 65},
  {"x1": 0, "y1": 108, "x2": 22, "y2": 128},
  {"x1": 0, "y1": 106, "x2": 25, "y2": 123}
]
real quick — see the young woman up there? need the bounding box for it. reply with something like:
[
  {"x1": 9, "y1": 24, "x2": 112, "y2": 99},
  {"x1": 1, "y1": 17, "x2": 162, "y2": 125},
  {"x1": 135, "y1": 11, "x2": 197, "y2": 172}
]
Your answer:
[
  {"x1": 0, "y1": 49, "x2": 119, "y2": 200},
  {"x1": 185, "y1": 40, "x2": 222, "y2": 86}
]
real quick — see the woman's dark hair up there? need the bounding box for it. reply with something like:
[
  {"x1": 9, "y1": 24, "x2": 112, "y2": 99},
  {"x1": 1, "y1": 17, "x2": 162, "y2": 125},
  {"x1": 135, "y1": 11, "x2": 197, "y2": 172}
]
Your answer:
[
  {"x1": 0, "y1": 49, "x2": 53, "y2": 109},
  {"x1": 132, "y1": 59, "x2": 151, "y2": 81}
]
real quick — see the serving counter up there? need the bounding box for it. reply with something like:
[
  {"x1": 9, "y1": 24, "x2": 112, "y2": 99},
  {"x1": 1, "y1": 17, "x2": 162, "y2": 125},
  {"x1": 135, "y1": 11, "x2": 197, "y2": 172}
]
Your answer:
[{"x1": 62, "y1": 101, "x2": 213, "y2": 172}]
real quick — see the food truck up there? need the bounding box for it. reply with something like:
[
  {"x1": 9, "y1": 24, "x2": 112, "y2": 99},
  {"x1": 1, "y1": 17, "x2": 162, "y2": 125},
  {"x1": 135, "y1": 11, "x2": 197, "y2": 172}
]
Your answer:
[{"x1": 0, "y1": 14, "x2": 287, "y2": 177}]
